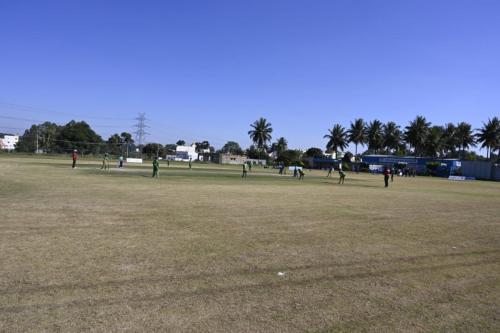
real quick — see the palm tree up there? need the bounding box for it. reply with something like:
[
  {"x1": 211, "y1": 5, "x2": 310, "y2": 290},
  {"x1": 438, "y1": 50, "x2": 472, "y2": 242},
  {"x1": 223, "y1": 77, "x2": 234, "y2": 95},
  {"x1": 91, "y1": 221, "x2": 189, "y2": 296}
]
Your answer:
[
  {"x1": 404, "y1": 115, "x2": 431, "y2": 156},
  {"x1": 442, "y1": 123, "x2": 458, "y2": 157},
  {"x1": 455, "y1": 122, "x2": 475, "y2": 159},
  {"x1": 248, "y1": 117, "x2": 273, "y2": 158},
  {"x1": 366, "y1": 120, "x2": 384, "y2": 154},
  {"x1": 383, "y1": 121, "x2": 401, "y2": 154},
  {"x1": 476, "y1": 117, "x2": 500, "y2": 159},
  {"x1": 271, "y1": 137, "x2": 288, "y2": 157},
  {"x1": 424, "y1": 126, "x2": 444, "y2": 157},
  {"x1": 324, "y1": 124, "x2": 348, "y2": 158},
  {"x1": 348, "y1": 118, "x2": 366, "y2": 157}
]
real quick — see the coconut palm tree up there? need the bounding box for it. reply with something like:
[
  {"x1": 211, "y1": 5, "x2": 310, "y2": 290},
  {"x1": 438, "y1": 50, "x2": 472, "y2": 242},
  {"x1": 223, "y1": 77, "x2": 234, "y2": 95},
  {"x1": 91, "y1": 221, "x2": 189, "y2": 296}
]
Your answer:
[
  {"x1": 424, "y1": 126, "x2": 444, "y2": 157},
  {"x1": 383, "y1": 121, "x2": 401, "y2": 154},
  {"x1": 476, "y1": 117, "x2": 500, "y2": 159},
  {"x1": 455, "y1": 122, "x2": 475, "y2": 159},
  {"x1": 366, "y1": 119, "x2": 384, "y2": 154},
  {"x1": 324, "y1": 124, "x2": 348, "y2": 158},
  {"x1": 442, "y1": 123, "x2": 458, "y2": 157},
  {"x1": 347, "y1": 118, "x2": 367, "y2": 157},
  {"x1": 404, "y1": 115, "x2": 431, "y2": 156},
  {"x1": 248, "y1": 117, "x2": 273, "y2": 158},
  {"x1": 271, "y1": 137, "x2": 288, "y2": 157}
]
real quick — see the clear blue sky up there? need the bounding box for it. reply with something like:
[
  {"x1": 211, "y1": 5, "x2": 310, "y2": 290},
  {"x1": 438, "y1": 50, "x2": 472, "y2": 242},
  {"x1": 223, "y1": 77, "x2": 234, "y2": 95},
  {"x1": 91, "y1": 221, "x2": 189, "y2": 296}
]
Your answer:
[{"x1": 1, "y1": 0, "x2": 499, "y2": 152}]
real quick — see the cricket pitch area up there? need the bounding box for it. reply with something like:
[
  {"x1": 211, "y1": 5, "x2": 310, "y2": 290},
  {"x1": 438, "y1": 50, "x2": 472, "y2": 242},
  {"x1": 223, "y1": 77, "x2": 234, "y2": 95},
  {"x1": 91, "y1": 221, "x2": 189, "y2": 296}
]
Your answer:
[{"x1": 1, "y1": 156, "x2": 499, "y2": 332}]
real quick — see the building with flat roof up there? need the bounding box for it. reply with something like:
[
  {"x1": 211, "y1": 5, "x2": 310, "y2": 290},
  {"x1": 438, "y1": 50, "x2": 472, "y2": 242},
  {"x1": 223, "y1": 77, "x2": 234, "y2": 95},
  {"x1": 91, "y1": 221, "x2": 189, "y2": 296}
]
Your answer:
[
  {"x1": 303, "y1": 157, "x2": 341, "y2": 169},
  {"x1": 175, "y1": 144, "x2": 198, "y2": 161},
  {"x1": 218, "y1": 154, "x2": 247, "y2": 165},
  {"x1": 0, "y1": 134, "x2": 19, "y2": 151},
  {"x1": 460, "y1": 160, "x2": 500, "y2": 181},
  {"x1": 361, "y1": 155, "x2": 460, "y2": 176}
]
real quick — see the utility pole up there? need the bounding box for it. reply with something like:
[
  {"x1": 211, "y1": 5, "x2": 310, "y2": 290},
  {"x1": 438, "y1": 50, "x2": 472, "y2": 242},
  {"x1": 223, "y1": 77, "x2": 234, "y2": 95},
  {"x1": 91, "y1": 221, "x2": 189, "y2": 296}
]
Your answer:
[
  {"x1": 35, "y1": 125, "x2": 39, "y2": 153},
  {"x1": 134, "y1": 112, "x2": 149, "y2": 147}
]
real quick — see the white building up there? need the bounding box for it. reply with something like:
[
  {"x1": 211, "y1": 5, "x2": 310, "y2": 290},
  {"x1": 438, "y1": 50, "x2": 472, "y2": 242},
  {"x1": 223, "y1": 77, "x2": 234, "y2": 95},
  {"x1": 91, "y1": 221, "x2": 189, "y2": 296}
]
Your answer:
[
  {"x1": 219, "y1": 154, "x2": 247, "y2": 165},
  {"x1": 325, "y1": 151, "x2": 340, "y2": 159},
  {"x1": 175, "y1": 143, "x2": 198, "y2": 161},
  {"x1": 0, "y1": 134, "x2": 19, "y2": 151}
]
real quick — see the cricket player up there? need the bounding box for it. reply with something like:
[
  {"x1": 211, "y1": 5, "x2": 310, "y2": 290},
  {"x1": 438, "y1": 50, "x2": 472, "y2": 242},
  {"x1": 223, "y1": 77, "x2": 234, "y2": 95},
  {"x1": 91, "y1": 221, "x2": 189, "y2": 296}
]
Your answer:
[
  {"x1": 152, "y1": 157, "x2": 160, "y2": 178},
  {"x1": 338, "y1": 169, "x2": 346, "y2": 184},
  {"x1": 71, "y1": 150, "x2": 78, "y2": 168},
  {"x1": 242, "y1": 163, "x2": 248, "y2": 178},
  {"x1": 326, "y1": 166, "x2": 334, "y2": 177},
  {"x1": 384, "y1": 167, "x2": 390, "y2": 187},
  {"x1": 101, "y1": 153, "x2": 110, "y2": 170}
]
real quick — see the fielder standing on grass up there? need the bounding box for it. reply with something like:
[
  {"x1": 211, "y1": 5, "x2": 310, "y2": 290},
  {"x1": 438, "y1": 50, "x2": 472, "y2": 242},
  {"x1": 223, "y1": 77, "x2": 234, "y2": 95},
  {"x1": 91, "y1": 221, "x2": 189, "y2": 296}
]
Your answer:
[
  {"x1": 326, "y1": 165, "x2": 333, "y2": 177},
  {"x1": 338, "y1": 168, "x2": 346, "y2": 184},
  {"x1": 152, "y1": 156, "x2": 159, "y2": 178},
  {"x1": 279, "y1": 164, "x2": 285, "y2": 175},
  {"x1": 242, "y1": 162, "x2": 248, "y2": 178},
  {"x1": 101, "y1": 153, "x2": 110, "y2": 170},
  {"x1": 71, "y1": 149, "x2": 78, "y2": 168}
]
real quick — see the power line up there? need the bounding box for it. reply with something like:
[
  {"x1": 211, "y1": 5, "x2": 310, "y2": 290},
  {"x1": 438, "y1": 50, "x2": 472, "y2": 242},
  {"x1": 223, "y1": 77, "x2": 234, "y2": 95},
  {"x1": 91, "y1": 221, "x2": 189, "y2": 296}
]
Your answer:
[
  {"x1": 51, "y1": 138, "x2": 126, "y2": 145},
  {"x1": 0, "y1": 115, "x2": 130, "y2": 129},
  {"x1": 1, "y1": 105, "x2": 243, "y2": 149},
  {"x1": 0, "y1": 126, "x2": 25, "y2": 131},
  {"x1": 0, "y1": 101, "x2": 135, "y2": 121},
  {"x1": 0, "y1": 115, "x2": 44, "y2": 122},
  {"x1": 0, "y1": 102, "x2": 241, "y2": 147}
]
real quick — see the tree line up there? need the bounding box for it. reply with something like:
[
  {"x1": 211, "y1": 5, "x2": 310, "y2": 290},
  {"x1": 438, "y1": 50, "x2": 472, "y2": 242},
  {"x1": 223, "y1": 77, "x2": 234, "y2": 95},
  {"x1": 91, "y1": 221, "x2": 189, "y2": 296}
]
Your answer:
[
  {"x1": 15, "y1": 120, "x2": 222, "y2": 158},
  {"x1": 14, "y1": 116, "x2": 499, "y2": 162},
  {"x1": 245, "y1": 116, "x2": 500, "y2": 162},
  {"x1": 15, "y1": 120, "x2": 135, "y2": 155}
]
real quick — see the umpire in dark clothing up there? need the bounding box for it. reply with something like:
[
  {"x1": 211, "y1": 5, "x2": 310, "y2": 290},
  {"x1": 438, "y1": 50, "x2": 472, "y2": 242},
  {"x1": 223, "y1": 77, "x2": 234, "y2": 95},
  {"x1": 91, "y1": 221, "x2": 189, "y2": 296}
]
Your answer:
[{"x1": 384, "y1": 167, "x2": 390, "y2": 187}]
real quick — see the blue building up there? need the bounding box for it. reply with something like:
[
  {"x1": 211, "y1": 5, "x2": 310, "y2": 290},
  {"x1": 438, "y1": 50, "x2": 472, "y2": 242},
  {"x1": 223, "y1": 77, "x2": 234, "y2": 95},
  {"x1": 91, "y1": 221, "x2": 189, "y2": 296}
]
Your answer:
[{"x1": 361, "y1": 155, "x2": 460, "y2": 177}]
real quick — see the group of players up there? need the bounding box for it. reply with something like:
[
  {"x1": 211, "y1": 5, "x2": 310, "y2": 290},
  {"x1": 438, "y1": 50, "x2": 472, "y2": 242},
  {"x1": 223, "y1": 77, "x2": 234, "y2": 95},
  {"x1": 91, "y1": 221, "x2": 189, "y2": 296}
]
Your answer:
[
  {"x1": 71, "y1": 150, "x2": 124, "y2": 170},
  {"x1": 71, "y1": 150, "x2": 398, "y2": 187}
]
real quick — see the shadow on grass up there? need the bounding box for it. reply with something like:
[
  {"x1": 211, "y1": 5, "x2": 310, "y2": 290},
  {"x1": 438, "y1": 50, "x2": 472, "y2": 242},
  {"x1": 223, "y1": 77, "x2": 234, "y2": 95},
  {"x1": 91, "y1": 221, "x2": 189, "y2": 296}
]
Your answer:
[
  {"x1": 2, "y1": 249, "x2": 498, "y2": 313},
  {"x1": 2, "y1": 257, "x2": 497, "y2": 313},
  {"x1": 319, "y1": 181, "x2": 382, "y2": 189}
]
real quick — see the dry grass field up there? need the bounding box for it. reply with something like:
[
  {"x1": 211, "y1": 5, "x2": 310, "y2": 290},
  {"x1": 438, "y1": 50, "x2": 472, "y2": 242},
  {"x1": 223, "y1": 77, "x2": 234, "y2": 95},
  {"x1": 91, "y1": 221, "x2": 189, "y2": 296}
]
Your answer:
[{"x1": 0, "y1": 155, "x2": 499, "y2": 332}]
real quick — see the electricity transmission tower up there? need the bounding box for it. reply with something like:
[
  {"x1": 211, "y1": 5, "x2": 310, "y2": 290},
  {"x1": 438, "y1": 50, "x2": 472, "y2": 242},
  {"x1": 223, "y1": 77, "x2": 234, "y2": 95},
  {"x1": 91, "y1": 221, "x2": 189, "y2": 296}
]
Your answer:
[{"x1": 134, "y1": 112, "x2": 149, "y2": 146}]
